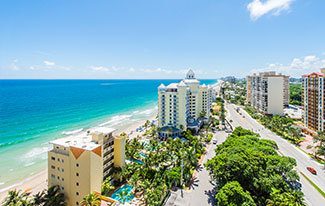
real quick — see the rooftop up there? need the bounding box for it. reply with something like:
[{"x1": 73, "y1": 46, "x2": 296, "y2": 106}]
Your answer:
[{"x1": 50, "y1": 127, "x2": 115, "y2": 150}]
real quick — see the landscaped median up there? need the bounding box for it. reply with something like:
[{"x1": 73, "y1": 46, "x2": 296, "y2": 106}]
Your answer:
[
  {"x1": 244, "y1": 106, "x2": 304, "y2": 144},
  {"x1": 300, "y1": 172, "x2": 325, "y2": 199}
]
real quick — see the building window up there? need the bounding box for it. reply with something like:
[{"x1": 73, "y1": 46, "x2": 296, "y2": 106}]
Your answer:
[
  {"x1": 62, "y1": 178, "x2": 64, "y2": 181},
  {"x1": 76, "y1": 163, "x2": 79, "y2": 167},
  {"x1": 58, "y1": 158, "x2": 60, "y2": 162},
  {"x1": 76, "y1": 202, "x2": 79, "y2": 205},
  {"x1": 76, "y1": 192, "x2": 79, "y2": 196},
  {"x1": 61, "y1": 159, "x2": 64, "y2": 163},
  {"x1": 51, "y1": 157, "x2": 55, "y2": 160},
  {"x1": 76, "y1": 173, "x2": 79, "y2": 177},
  {"x1": 76, "y1": 182, "x2": 79, "y2": 186},
  {"x1": 51, "y1": 165, "x2": 55, "y2": 169},
  {"x1": 51, "y1": 174, "x2": 55, "y2": 178},
  {"x1": 62, "y1": 168, "x2": 64, "y2": 172}
]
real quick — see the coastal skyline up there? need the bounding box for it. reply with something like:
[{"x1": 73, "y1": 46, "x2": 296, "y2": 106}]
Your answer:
[{"x1": 1, "y1": 0, "x2": 325, "y2": 79}]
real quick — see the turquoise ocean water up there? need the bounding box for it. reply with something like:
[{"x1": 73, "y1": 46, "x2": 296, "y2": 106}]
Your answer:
[{"x1": 0, "y1": 79, "x2": 216, "y2": 190}]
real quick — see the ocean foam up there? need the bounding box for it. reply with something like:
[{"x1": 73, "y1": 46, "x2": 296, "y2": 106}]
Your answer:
[
  {"x1": 24, "y1": 162, "x2": 35, "y2": 167},
  {"x1": 62, "y1": 128, "x2": 83, "y2": 135},
  {"x1": 99, "y1": 115, "x2": 132, "y2": 127},
  {"x1": 22, "y1": 146, "x2": 50, "y2": 160}
]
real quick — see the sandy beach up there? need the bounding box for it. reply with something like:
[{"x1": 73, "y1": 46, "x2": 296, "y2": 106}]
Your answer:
[{"x1": 0, "y1": 111, "x2": 157, "y2": 202}]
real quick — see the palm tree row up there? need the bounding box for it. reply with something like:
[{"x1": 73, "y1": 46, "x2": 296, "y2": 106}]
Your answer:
[
  {"x1": 245, "y1": 106, "x2": 303, "y2": 144},
  {"x1": 2, "y1": 186, "x2": 65, "y2": 206},
  {"x1": 117, "y1": 130, "x2": 206, "y2": 205}
]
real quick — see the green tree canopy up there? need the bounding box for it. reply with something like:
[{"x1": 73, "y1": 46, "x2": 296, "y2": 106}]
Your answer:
[
  {"x1": 205, "y1": 127, "x2": 305, "y2": 205},
  {"x1": 216, "y1": 181, "x2": 255, "y2": 206}
]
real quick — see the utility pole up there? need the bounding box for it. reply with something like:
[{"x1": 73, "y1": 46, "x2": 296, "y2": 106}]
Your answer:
[{"x1": 180, "y1": 156, "x2": 184, "y2": 187}]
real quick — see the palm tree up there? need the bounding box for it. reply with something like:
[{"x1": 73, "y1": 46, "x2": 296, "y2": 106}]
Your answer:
[
  {"x1": 32, "y1": 191, "x2": 45, "y2": 205},
  {"x1": 129, "y1": 172, "x2": 140, "y2": 191},
  {"x1": 2, "y1": 190, "x2": 31, "y2": 206},
  {"x1": 101, "y1": 178, "x2": 115, "y2": 196},
  {"x1": 314, "y1": 131, "x2": 325, "y2": 163},
  {"x1": 81, "y1": 193, "x2": 101, "y2": 206},
  {"x1": 115, "y1": 190, "x2": 131, "y2": 204},
  {"x1": 42, "y1": 186, "x2": 65, "y2": 206}
]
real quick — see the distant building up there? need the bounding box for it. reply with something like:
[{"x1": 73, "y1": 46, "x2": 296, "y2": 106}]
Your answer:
[
  {"x1": 158, "y1": 70, "x2": 214, "y2": 137},
  {"x1": 302, "y1": 69, "x2": 325, "y2": 132},
  {"x1": 246, "y1": 71, "x2": 289, "y2": 115},
  {"x1": 48, "y1": 127, "x2": 125, "y2": 206}
]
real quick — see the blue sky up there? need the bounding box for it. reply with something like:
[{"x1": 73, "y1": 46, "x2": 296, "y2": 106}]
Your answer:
[{"x1": 1, "y1": 0, "x2": 324, "y2": 79}]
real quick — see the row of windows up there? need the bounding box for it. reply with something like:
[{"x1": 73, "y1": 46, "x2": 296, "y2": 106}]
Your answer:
[
  {"x1": 50, "y1": 165, "x2": 65, "y2": 172},
  {"x1": 50, "y1": 174, "x2": 64, "y2": 182},
  {"x1": 51, "y1": 156, "x2": 64, "y2": 163}
]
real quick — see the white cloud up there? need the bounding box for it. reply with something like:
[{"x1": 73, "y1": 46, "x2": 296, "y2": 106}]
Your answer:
[
  {"x1": 88, "y1": 65, "x2": 214, "y2": 78},
  {"x1": 252, "y1": 54, "x2": 325, "y2": 77},
  {"x1": 91, "y1": 66, "x2": 110, "y2": 72},
  {"x1": 29, "y1": 60, "x2": 70, "y2": 71},
  {"x1": 247, "y1": 0, "x2": 294, "y2": 20},
  {"x1": 90, "y1": 66, "x2": 121, "y2": 72},
  {"x1": 44, "y1": 60, "x2": 55, "y2": 66},
  {"x1": 10, "y1": 59, "x2": 20, "y2": 70}
]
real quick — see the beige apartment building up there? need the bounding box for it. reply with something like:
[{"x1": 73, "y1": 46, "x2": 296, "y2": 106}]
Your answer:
[
  {"x1": 157, "y1": 70, "x2": 214, "y2": 137},
  {"x1": 246, "y1": 71, "x2": 289, "y2": 115},
  {"x1": 302, "y1": 69, "x2": 325, "y2": 132},
  {"x1": 48, "y1": 127, "x2": 126, "y2": 206}
]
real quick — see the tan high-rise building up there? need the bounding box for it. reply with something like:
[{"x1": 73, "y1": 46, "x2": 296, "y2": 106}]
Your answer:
[
  {"x1": 246, "y1": 75, "x2": 252, "y2": 104},
  {"x1": 48, "y1": 127, "x2": 125, "y2": 206},
  {"x1": 302, "y1": 69, "x2": 325, "y2": 131},
  {"x1": 246, "y1": 71, "x2": 289, "y2": 115}
]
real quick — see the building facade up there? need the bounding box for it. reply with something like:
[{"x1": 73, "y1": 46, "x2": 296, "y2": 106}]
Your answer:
[
  {"x1": 158, "y1": 70, "x2": 214, "y2": 137},
  {"x1": 48, "y1": 127, "x2": 125, "y2": 206},
  {"x1": 302, "y1": 69, "x2": 325, "y2": 132},
  {"x1": 246, "y1": 71, "x2": 289, "y2": 115}
]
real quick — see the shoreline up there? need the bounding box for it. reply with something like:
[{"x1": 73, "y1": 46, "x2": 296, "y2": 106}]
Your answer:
[{"x1": 0, "y1": 109, "x2": 157, "y2": 202}]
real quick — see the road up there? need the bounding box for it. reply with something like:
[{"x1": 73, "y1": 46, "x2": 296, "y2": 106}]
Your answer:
[
  {"x1": 164, "y1": 131, "x2": 228, "y2": 206},
  {"x1": 225, "y1": 103, "x2": 325, "y2": 206}
]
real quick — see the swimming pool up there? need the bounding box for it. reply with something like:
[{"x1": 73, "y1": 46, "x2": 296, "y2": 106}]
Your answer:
[{"x1": 111, "y1": 184, "x2": 135, "y2": 203}]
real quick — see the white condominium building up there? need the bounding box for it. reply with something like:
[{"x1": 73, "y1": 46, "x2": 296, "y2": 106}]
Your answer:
[
  {"x1": 158, "y1": 70, "x2": 213, "y2": 137},
  {"x1": 246, "y1": 71, "x2": 289, "y2": 115},
  {"x1": 48, "y1": 127, "x2": 125, "y2": 206}
]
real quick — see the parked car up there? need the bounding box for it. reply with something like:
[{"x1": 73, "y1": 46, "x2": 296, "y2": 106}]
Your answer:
[{"x1": 307, "y1": 167, "x2": 317, "y2": 175}]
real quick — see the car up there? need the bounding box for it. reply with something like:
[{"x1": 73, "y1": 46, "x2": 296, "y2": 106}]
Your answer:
[{"x1": 307, "y1": 167, "x2": 317, "y2": 175}]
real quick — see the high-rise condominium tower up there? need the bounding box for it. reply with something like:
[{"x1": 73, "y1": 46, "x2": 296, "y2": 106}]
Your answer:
[{"x1": 246, "y1": 71, "x2": 289, "y2": 115}]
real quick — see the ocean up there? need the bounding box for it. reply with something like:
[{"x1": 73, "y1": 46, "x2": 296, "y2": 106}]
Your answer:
[{"x1": 0, "y1": 79, "x2": 216, "y2": 190}]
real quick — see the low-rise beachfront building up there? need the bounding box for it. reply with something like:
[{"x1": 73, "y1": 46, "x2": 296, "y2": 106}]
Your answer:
[
  {"x1": 246, "y1": 71, "x2": 289, "y2": 115},
  {"x1": 48, "y1": 127, "x2": 126, "y2": 206},
  {"x1": 157, "y1": 70, "x2": 214, "y2": 137},
  {"x1": 302, "y1": 69, "x2": 325, "y2": 132}
]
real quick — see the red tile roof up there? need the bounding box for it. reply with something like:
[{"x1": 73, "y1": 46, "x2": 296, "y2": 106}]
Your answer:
[{"x1": 302, "y1": 72, "x2": 325, "y2": 77}]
